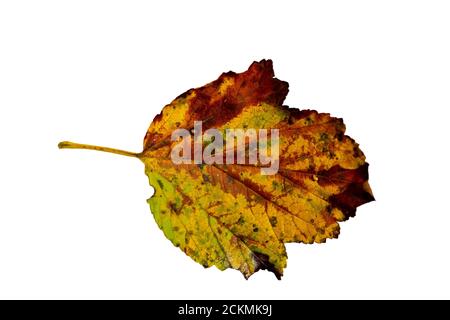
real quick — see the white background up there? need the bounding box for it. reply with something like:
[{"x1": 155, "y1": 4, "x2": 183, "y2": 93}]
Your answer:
[{"x1": 1, "y1": 1, "x2": 449, "y2": 299}]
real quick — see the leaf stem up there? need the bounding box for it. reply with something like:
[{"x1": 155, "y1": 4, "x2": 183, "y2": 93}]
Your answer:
[{"x1": 58, "y1": 141, "x2": 139, "y2": 158}]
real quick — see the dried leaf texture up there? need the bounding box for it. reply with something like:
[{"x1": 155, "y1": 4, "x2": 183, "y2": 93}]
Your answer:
[{"x1": 141, "y1": 60, "x2": 374, "y2": 279}]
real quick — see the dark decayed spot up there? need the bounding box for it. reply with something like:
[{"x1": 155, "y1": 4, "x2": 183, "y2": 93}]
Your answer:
[
  {"x1": 269, "y1": 216, "x2": 277, "y2": 227},
  {"x1": 317, "y1": 163, "x2": 370, "y2": 187},
  {"x1": 285, "y1": 108, "x2": 316, "y2": 123},
  {"x1": 253, "y1": 252, "x2": 282, "y2": 280},
  {"x1": 353, "y1": 145, "x2": 363, "y2": 158},
  {"x1": 319, "y1": 132, "x2": 329, "y2": 142},
  {"x1": 314, "y1": 164, "x2": 374, "y2": 219},
  {"x1": 169, "y1": 201, "x2": 181, "y2": 215},
  {"x1": 329, "y1": 183, "x2": 375, "y2": 219}
]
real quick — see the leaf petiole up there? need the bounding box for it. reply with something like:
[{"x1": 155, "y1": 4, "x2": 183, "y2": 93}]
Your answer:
[{"x1": 58, "y1": 141, "x2": 139, "y2": 158}]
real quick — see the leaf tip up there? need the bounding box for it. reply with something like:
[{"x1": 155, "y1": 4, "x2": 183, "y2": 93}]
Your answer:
[{"x1": 253, "y1": 252, "x2": 284, "y2": 280}]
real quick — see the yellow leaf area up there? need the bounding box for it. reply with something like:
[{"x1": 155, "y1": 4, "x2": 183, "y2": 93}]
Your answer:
[{"x1": 141, "y1": 60, "x2": 374, "y2": 279}]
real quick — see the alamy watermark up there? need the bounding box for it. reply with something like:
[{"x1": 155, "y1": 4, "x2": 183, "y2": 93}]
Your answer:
[{"x1": 171, "y1": 121, "x2": 279, "y2": 175}]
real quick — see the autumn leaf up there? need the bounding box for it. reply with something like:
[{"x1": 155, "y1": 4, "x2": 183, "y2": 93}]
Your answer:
[{"x1": 59, "y1": 59, "x2": 374, "y2": 279}]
